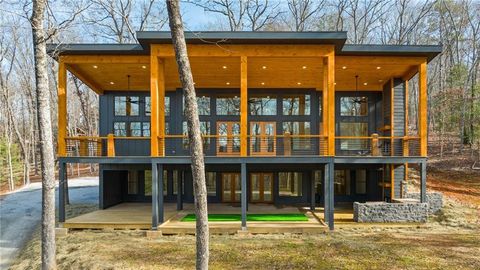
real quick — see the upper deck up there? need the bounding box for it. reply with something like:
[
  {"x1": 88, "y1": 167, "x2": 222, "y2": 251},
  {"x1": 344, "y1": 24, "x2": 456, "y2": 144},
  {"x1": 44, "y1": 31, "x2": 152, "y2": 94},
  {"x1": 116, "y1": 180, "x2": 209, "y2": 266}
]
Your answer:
[{"x1": 49, "y1": 31, "x2": 441, "y2": 159}]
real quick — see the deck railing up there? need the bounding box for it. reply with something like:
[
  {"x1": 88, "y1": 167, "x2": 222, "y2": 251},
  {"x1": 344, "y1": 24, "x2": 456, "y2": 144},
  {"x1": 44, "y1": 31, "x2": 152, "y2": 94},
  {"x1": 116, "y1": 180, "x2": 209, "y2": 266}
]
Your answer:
[{"x1": 62, "y1": 134, "x2": 420, "y2": 157}]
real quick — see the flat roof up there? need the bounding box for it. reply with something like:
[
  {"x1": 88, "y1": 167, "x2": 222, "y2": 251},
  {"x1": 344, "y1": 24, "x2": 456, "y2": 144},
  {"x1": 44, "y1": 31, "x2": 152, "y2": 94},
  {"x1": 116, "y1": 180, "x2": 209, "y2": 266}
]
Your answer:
[{"x1": 47, "y1": 31, "x2": 441, "y2": 62}]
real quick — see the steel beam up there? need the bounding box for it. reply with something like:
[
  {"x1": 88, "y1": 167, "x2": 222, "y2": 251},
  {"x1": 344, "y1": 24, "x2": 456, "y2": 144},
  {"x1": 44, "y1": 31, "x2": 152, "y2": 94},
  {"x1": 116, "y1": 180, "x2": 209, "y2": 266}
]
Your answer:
[
  {"x1": 177, "y1": 171, "x2": 183, "y2": 210},
  {"x1": 241, "y1": 162, "x2": 247, "y2": 230},
  {"x1": 420, "y1": 161, "x2": 427, "y2": 203},
  {"x1": 59, "y1": 162, "x2": 66, "y2": 222},
  {"x1": 323, "y1": 163, "x2": 329, "y2": 225},
  {"x1": 328, "y1": 161, "x2": 335, "y2": 230},
  {"x1": 310, "y1": 172, "x2": 315, "y2": 211},
  {"x1": 151, "y1": 162, "x2": 158, "y2": 229},
  {"x1": 159, "y1": 164, "x2": 164, "y2": 223}
]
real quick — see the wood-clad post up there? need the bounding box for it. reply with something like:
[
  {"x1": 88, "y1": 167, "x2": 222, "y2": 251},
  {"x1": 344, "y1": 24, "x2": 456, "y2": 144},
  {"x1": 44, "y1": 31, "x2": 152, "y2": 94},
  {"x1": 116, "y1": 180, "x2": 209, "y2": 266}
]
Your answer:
[
  {"x1": 107, "y1": 133, "x2": 115, "y2": 157},
  {"x1": 322, "y1": 57, "x2": 329, "y2": 155},
  {"x1": 325, "y1": 52, "x2": 335, "y2": 156},
  {"x1": 57, "y1": 59, "x2": 67, "y2": 157},
  {"x1": 240, "y1": 56, "x2": 248, "y2": 157},
  {"x1": 150, "y1": 54, "x2": 166, "y2": 157},
  {"x1": 418, "y1": 61, "x2": 428, "y2": 157}
]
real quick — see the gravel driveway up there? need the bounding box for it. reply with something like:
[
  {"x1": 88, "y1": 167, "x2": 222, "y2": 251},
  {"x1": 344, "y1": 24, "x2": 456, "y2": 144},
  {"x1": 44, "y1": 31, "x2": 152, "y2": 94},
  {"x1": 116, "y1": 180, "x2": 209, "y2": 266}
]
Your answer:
[{"x1": 0, "y1": 177, "x2": 99, "y2": 269}]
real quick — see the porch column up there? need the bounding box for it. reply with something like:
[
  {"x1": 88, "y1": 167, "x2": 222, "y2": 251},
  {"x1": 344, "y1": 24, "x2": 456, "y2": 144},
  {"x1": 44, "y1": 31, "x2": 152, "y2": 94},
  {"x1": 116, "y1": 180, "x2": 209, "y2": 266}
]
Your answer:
[
  {"x1": 240, "y1": 56, "x2": 248, "y2": 157},
  {"x1": 418, "y1": 61, "x2": 428, "y2": 157},
  {"x1": 325, "y1": 51, "x2": 335, "y2": 156},
  {"x1": 177, "y1": 171, "x2": 183, "y2": 210},
  {"x1": 58, "y1": 161, "x2": 66, "y2": 222},
  {"x1": 328, "y1": 161, "x2": 335, "y2": 230},
  {"x1": 158, "y1": 164, "x2": 164, "y2": 223},
  {"x1": 150, "y1": 55, "x2": 166, "y2": 157},
  {"x1": 323, "y1": 163, "x2": 329, "y2": 225},
  {"x1": 57, "y1": 59, "x2": 67, "y2": 157},
  {"x1": 420, "y1": 160, "x2": 427, "y2": 203},
  {"x1": 152, "y1": 162, "x2": 159, "y2": 229},
  {"x1": 241, "y1": 162, "x2": 247, "y2": 230}
]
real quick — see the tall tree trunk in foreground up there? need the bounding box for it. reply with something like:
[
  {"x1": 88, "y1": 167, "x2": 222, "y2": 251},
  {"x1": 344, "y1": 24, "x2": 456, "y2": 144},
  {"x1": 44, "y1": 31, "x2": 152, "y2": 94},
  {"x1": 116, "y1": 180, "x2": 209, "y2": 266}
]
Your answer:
[
  {"x1": 30, "y1": 0, "x2": 57, "y2": 269},
  {"x1": 166, "y1": 1, "x2": 209, "y2": 269}
]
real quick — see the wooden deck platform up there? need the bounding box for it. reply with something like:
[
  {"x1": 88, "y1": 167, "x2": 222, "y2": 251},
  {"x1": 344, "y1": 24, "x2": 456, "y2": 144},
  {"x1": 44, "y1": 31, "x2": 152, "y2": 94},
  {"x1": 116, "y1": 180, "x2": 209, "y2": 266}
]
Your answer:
[{"x1": 63, "y1": 203, "x2": 328, "y2": 234}]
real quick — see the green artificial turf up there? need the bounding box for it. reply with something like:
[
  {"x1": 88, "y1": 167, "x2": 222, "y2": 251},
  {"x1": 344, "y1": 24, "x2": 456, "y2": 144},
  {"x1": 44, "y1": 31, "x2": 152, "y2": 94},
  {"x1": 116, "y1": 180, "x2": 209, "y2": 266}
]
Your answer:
[{"x1": 181, "y1": 213, "x2": 308, "y2": 222}]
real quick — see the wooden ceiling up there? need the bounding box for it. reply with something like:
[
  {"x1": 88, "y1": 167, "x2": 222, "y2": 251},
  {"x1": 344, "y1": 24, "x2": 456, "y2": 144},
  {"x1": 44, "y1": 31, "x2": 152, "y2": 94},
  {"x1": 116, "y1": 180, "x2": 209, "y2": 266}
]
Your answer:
[{"x1": 66, "y1": 55, "x2": 424, "y2": 93}]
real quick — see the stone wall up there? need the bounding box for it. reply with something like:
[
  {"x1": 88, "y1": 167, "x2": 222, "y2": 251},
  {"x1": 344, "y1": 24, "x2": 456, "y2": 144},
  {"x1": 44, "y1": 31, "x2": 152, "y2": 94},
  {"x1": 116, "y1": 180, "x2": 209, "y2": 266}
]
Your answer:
[
  {"x1": 353, "y1": 201, "x2": 429, "y2": 223},
  {"x1": 404, "y1": 192, "x2": 443, "y2": 214}
]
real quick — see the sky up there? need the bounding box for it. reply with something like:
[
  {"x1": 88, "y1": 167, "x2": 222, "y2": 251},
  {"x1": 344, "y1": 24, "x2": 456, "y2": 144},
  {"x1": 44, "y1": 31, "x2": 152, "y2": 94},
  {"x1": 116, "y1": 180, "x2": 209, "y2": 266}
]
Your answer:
[{"x1": 179, "y1": 3, "x2": 217, "y2": 31}]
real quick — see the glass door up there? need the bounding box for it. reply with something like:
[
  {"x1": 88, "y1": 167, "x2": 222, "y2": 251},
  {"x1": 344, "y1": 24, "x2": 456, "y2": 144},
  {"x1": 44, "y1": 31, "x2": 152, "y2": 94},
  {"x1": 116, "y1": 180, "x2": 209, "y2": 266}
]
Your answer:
[
  {"x1": 250, "y1": 122, "x2": 276, "y2": 156},
  {"x1": 250, "y1": 173, "x2": 273, "y2": 203},
  {"x1": 217, "y1": 122, "x2": 241, "y2": 156},
  {"x1": 221, "y1": 173, "x2": 241, "y2": 202}
]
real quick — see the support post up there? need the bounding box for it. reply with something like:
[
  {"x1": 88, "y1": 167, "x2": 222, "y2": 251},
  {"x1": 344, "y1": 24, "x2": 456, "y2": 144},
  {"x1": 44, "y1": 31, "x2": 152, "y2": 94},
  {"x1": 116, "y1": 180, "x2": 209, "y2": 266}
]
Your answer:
[
  {"x1": 418, "y1": 61, "x2": 428, "y2": 157},
  {"x1": 310, "y1": 171, "x2": 315, "y2": 211},
  {"x1": 326, "y1": 52, "x2": 335, "y2": 156},
  {"x1": 59, "y1": 161, "x2": 66, "y2": 222},
  {"x1": 107, "y1": 133, "x2": 115, "y2": 157},
  {"x1": 323, "y1": 163, "x2": 329, "y2": 224},
  {"x1": 240, "y1": 56, "x2": 248, "y2": 157},
  {"x1": 328, "y1": 161, "x2": 335, "y2": 230},
  {"x1": 158, "y1": 164, "x2": 164, "y2": 223},
  {"x1": 57, "y1": 59, "x2": 67, "y2": 157},
  {"x1": 420, "y1": 160, "x2": 427, "y2": 203},
  {"x1": 241, "y1": 162, "x2": 247, "y2": 230},
  {"x1": 152, "y1": 162, "x2": 158, "y2": 229},
  {"x1": 177, "y1": 171, "x2": 183, "y2": 210},
  {"x1": 150, "y1": 55, "x2": 166, "y2": 157}
]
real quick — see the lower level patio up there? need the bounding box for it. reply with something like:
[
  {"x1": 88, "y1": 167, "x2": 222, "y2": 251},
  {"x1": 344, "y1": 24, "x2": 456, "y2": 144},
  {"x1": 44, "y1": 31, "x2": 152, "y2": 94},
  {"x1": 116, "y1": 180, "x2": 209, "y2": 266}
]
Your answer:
[{"x1": 63, "y1": 203, "x2": 328, "y2": 234}]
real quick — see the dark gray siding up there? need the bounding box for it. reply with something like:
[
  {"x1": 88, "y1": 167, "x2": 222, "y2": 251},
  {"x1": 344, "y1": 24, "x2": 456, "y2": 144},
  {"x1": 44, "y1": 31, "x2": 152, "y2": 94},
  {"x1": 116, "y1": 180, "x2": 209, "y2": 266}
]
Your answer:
[{"x1": 393, "y1": 78, "x2": 406, "y2": 156}]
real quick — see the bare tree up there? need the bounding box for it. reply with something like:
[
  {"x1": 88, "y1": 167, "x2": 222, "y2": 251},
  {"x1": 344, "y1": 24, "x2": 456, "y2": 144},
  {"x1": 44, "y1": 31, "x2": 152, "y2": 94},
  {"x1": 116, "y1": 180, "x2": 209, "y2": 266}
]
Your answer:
[
  {"x1": 30, "y1": 0, "x2": 56, "y2": 268},
  {"x1": 245, "y1": 0, "x2": 283, "y2": 31},
  {"x1": 286, "y1": 0, "x2": 325, "y2": 31},
  {"x1": 166, "y1": 0, "x2": 209, "y2": 269},
  {"x1": 192, "y1": 0, "x2": 247, "y2": 31}
]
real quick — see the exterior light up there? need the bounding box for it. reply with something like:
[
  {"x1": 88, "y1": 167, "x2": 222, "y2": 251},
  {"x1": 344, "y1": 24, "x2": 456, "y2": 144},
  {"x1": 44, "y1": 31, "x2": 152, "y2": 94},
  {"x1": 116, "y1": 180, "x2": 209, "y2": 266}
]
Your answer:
[
  {"x1": 226, "y1": 82, "x2": 230, "y2": 85},
  {"x1": 363, "y1": 82, "x2": 368, "y2": 86},
  {"x1": 142, "y1": 65, "x2": 147, "y2": 69},
  {"x1": 222, "y1": 65, "x2": 227, "y2": 69},
  {"x1": 302, "y1": 66, "x2": 307, "y2": 69},
  {"x1": 262, "y1": 66, "x2": 267, "y2": 69},
  {"x1": 109, "y1": 81, "x2": 115, "y2": 85},
  {"x1": 378, "y1": 79, "x2": 383, "y2": 83},
  {"x1": 261, "y1": 82, "x2": 265, "y2": 85},
  {"x1": 297, "y1": 82, "x2": 302, "y2": 85},
  {"x1": 93, "y1": 65, "x2": 98, "y2": 69},
  {"x1": 334, "y1": 82, "x2": 337, "y2": 85},
  {"x1": 376, "y1": 66, "x2": 381, "y2": 70},
  {"x1": 342, "y1": 66, "x2": 347, "y2": 69}
]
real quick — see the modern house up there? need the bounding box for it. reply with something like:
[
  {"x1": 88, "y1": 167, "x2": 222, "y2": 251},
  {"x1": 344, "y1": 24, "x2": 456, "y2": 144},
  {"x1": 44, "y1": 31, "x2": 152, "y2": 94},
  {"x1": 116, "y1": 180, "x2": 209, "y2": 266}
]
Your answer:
[{"x1": 49, "y1": 31, "x2": 441, "y2": 231}]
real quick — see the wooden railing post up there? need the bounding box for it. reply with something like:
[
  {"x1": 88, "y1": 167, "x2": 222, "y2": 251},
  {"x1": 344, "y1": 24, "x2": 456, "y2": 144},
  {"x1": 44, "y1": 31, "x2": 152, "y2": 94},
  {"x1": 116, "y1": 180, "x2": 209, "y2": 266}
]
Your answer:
[
  {"x1": 403, "y1": 137, "x2": 410, "y2": 157},
  {"x1": 371, "y1": 133, "x2": 380, "y2": 156},
  {"x1": 107, "y1": 134, "x2": 115, "y2": 157},
  {"x1": 97, "y1": 139, "x2": 103, "y2": 157}
]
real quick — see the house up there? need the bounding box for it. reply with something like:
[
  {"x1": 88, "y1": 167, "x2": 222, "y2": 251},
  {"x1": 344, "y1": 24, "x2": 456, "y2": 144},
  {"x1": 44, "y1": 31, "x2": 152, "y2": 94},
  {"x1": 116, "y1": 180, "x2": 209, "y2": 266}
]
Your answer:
[{"x1": 48, "y1": 31, "x2": 441, "y2": 231}]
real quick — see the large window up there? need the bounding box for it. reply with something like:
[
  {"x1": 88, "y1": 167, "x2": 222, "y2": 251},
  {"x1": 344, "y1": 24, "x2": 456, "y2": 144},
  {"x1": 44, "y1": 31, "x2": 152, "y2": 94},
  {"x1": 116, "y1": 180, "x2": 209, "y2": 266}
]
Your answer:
[
  {"x1": 355, "y1": 169, "x2": 367, "y2": 194},
  {"x1": 128, "y1": 171, "x2": 138, "y2": 195},
  {"x1": 114, "y1": 122, "x2": 127, "y2": 136},
  {"x1": 282, "y1": 122, "x2": 311, "y2": 150},
  {"x1": 216, "y1": 95, "x2": 240, "y2": 115},
  {"x1": 283, "y1": 95, "x2": 310, "y2": 115},
  {"x1": 249, "y1": 95, "x2": 276, "y2": 115},
  {"x1": 339, "y1": 122, "x2": 368, "y2": 150},
  {"x1": 115, "y1": 96, "x2": 139, "y2": 116},
  {"x1": 278, "y1": 172, "x2": 303, "y2": 197},
  {"x1": 114, "y1": 121, "x2": 150, "y2": 137},
  {"x1": 313, "y1": 170, "x2": 323, "y2": 195},
  {"x1": 183, "y1": 95, "x2": 210, "y2": 115},
  {"x1": 144, "y1": 170, "x2": 167, "y2": 196},
  {"x1": 334, "y1": 170, "x2": 351, "y2": 195},
  {"x1": 340, "y1": 97, "x2": 368, "y2": 116},
  {"x1": 206, "y1": 172, "x2": 216, "y2": 196},
  {"x1": 145, "y1": 96, "x2": 170, "y2": 116},
  {"x1": 217, "y1": 122, "x2": 240, "y2": 154},
  {"x1": 182, "y1": 121, "x2": 211, "y2": 150}
]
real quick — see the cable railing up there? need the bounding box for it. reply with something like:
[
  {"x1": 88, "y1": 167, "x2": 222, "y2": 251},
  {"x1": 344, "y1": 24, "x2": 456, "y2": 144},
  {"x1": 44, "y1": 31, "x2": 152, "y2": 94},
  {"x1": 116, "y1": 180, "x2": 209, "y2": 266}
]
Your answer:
[{"x1": 63, "y1": 134, "x2": 420, "y2": 157}]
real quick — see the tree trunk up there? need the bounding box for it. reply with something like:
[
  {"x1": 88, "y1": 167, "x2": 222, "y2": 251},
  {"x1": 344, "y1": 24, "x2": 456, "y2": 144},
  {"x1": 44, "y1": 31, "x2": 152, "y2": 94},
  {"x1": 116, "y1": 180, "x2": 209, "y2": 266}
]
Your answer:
[
  {"x1": 166, "y1": 1, "x2": 209, "y2": 269},
  {"x1": 30, "y1": 0, "x2": 57, "y2": 269}
]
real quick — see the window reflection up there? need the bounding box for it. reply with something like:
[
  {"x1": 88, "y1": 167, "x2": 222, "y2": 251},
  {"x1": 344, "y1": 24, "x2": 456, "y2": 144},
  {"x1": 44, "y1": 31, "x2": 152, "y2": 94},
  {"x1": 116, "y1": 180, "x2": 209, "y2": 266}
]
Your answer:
[
  {"x1": 182, "y1": 121, "x2": 210, "y2": 150},
  {"x1": 115, "y1": 96, "x2": 139, "y2": 116},
  {"x1": 216, "y1": 96, "x2": 240, "y2": 115},
  {"x1": 183, "y1": 96, "x2": 210, "y2": 115},
  {"x1": 340, "y1": 97, "x2": 368, "y2": 116},
  {"x1": 339, "y1": 123, "x2": 368, "y2": 150},
  {"x1": 145, "y1": 96, "x2": 170, "y2": 116},
  {"x1": 249, "y1": 95, "x2": 276, "y2": 115},
  {"x1": 282, "y1": 122, "x2": 311, "y2": 150},
  {"x1": 283, "y1": 95, "x2": 310, "y2": 115},
  {"x1": 278, "y1": 172, "x2": 302, "y2": 197}
]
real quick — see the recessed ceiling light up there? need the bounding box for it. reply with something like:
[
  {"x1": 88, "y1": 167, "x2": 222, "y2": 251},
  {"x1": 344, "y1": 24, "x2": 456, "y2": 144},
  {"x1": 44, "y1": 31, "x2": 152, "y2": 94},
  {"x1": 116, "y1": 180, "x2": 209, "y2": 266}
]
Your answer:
[
  {"x1": 334, "y1": 82, "x2": 337, "y2": 85},
  {"x1": 109, "y1": 81, "x2": 115, "y2": 85},
  {"x1": 376, "y1": 66, "x2": 381, "y2": 70},
  {"x1": 262, "y1": 66, "x2": 267, "y2": 69},
  {"x1": 297, "y1": 82, "x2": 302, "y2": 85},
  {"x1": 363, "y1": 82, "x2": 368, "y2": 86},
  {"x1": 342, "y1": 66, "x2": 347, "y2": 69},
  {"x1": 222, "y1": 65, "x2": 227, "y2": 69},
  {"x1": 261, "y1": 82, "x2": 265, "y2": 85},
  {"x1": 302, "y1": 66, "x2": 307, "y2": 69},
  {"x1": 142, "y1": 65, "x2": 147, "y2": 69},
  {"x1": 93, "y1": 65, "x2": 98, "y2": 69},
  {"x1": 378, "y1": 79, "x2": 383, "y2": 82},
  {"x1": 226, "y1": 82, "x2": 230, "y2": 85},
  {"x1": 193, "y1": 82, "x2": 196, "y2": 85}
]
